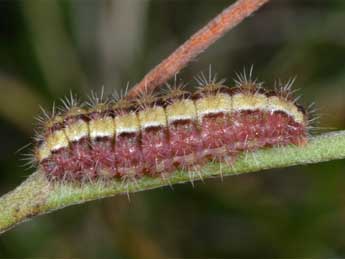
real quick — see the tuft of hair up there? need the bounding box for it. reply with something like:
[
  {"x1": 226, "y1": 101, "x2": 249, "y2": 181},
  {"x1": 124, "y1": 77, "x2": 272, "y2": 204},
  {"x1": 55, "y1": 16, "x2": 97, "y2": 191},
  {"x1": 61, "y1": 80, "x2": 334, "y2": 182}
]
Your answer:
[
  {"x1": 305, "y1": 102, "x2": 323, "y2": 135},
  {"x1": 20, "y1": 151, "x2": 37, "y2": 170},
  {"x1": 233, "y1": 66, "x2": 263, "y2": 93},
  {"x1": 33, "y1": 127, "x2": 46, "y2": 144},
  {"x1": 132, "y1": 85, "x2": 158, "y2": 110},
  {"x1": 194, "y1": 65, "x2": 226, "y2": 87},
  {"x1": 274, "y1": 77, "x2": 299, "y2": 102},
  {"x1": 86, "y1": 87, "x2": 109, "y2": 107},
  {"x1": 58, "y1": 91, "x2": 82, "y2": 113},
  {"x1": 162, "y1": 84, "x2": 191, "y2": 107},
  {"x1": 112, "y1": 84, "x2": 139, "y2": 112},
  {"x1": 164, "y1": 73, "x2": 187, "y2": 93},
  {"x1": 16, "y1": 142, "x2": 36, "y2": 170},
  {"x1": 35, "y1": 103, "x2": 57, "y2": 131},
  {"x1": 112, "y1": 82, "x2": 131, "y2": 103}
]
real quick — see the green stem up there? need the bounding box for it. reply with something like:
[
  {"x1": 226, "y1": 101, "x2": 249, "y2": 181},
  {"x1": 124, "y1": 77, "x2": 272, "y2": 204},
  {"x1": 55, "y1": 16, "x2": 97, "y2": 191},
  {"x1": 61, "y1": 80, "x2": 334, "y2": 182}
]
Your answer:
[{"x1": 1, "y1": 130, "x2": 345, "y2": 234}]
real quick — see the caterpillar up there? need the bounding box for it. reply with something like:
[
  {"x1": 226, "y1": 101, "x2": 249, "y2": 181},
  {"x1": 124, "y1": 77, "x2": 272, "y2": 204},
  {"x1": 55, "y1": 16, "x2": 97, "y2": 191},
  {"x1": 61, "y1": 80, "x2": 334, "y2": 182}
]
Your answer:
[{"x1": 33, "y1": 72, "x2": 308, "y2": 182}]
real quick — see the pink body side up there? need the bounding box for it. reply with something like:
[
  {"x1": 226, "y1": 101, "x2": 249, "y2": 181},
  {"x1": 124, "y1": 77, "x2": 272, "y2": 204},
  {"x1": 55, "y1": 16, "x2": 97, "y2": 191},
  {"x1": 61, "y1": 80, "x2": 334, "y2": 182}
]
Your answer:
[{"x1": 41, "y1": 109, "x2": 307, "y2": 181}]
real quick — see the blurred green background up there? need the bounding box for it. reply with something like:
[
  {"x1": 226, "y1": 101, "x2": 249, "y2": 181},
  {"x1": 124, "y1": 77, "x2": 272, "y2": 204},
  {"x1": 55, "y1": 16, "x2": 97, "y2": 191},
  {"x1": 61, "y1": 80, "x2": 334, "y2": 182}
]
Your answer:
[{"x1": 0, "y1": 0, "x2": 345, "y2": 257}]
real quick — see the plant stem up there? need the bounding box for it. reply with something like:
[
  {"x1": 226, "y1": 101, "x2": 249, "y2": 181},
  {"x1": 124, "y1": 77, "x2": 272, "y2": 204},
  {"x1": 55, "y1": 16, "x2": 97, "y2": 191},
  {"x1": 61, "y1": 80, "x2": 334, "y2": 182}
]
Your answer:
[
  {"x1": 1, "y1": 130, "x2": 345, "y2": 235},
  {"x1": 127, "y1": 0, "x2": 270, "y2": 98}
]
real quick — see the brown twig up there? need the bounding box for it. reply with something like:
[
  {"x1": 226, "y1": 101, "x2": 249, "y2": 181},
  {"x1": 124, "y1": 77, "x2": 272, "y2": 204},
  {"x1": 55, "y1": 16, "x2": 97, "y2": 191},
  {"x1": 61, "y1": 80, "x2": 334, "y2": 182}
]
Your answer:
[{"x1": 127, "y1": 0, "x2": 270, "y2": 98}]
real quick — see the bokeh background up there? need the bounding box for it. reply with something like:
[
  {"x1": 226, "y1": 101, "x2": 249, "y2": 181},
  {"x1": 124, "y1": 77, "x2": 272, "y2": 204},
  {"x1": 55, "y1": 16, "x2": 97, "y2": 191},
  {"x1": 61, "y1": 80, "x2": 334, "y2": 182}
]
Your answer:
[{"x1": 0, "y1": 0, "x2": 345, "y2": 257}]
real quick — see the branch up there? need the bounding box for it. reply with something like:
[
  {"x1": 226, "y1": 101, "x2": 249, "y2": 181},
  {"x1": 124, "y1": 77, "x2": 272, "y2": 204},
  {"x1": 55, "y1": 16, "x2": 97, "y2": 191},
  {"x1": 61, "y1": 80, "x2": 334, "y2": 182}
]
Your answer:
[
  {"x1": 127, "y1": 0, "x2": 270, "y2": 98},
  {"x1": 1, "y1": 130, "x2": 345, "y2": 235}
]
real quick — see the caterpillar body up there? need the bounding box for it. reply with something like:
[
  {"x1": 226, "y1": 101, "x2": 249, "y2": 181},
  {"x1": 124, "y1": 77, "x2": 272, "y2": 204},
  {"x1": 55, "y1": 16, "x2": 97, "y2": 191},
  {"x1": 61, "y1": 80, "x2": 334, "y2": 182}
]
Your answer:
[{"x1": 34, "y1": 76, "x2": 308, "y2": 182}]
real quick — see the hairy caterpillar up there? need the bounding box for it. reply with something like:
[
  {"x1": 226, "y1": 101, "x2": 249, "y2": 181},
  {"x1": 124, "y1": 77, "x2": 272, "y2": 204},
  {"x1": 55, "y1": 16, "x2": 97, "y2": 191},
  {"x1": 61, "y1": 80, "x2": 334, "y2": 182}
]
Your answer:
[{"x1": 32, "y1": 70, "x2": 309, "y2": 183}]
